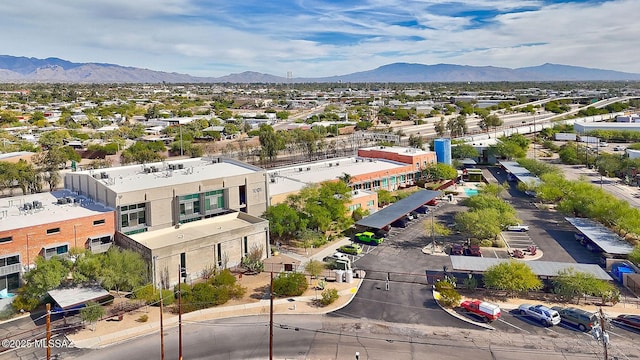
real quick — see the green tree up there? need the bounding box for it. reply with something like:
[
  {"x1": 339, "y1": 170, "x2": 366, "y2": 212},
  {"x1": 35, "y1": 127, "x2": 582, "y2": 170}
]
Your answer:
[
  {"x1": 258, "y1": 124, "x2": 280, "y2": 162},
  {"x1": 483, "y1": 261, "x2": 542, "y2": 296},
  {"x1": 452, "y1": 144, "x2": 479, "y2": 159},
  {"x1": 455, "y1": 208, "x2": 504, "y2": 240},
  {"x1": 80, "y1": 301, "x2": 106, "y2": 331},
  {"x1": 434, "y1": 118, "x2": 446, "y2": 137},
  {"x1": 630, "y1": 246, "x2": 640, "y2": 267},
  {"x1": 553, "y1": 268, "x2": 607, "y2": 304},
  {"x1": 263, "y1": 203, "x2": 307, "y2": 241},
  {"x1": 272, "y1": 272, "x2": 308, "y2": 297},
  {"x1": 377, "y1": 190, "x2": 394, "y2": 206},
  {"x1": 12, "y1": 257, "x2": 70, "y2": 311},
  {"x1": 99, "y1": 248, "x2": 148, "y2": 294},
  {"x1": 408, "y1": 134, "x2": 424, "y2": 149}
]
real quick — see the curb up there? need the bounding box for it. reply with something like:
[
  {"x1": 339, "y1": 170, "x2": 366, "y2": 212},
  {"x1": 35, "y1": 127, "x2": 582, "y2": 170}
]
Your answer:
[
  {"x1": 72, "y1": 275, "x2": 366, "y2": 349},
  {"x1": 432, "y1": 288, "x2": 495, "y2": 330}
]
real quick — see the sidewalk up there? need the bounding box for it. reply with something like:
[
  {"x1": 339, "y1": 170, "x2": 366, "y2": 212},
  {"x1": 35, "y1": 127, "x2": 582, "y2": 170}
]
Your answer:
[
  {"x1": 70, "y1": 275, "x2": 364, "y2": 349},
  {"x1": 68, "y1": 237, "x2": 363, "y2": 350}
]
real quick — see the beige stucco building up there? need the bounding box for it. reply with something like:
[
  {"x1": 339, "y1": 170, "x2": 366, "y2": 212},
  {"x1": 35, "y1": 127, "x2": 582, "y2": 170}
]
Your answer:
[{"x1": 64, "y1": 157, "x2": 270, "y2": 287}]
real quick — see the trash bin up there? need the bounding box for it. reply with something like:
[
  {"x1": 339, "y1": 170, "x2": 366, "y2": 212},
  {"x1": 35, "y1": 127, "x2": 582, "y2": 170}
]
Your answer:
[
  {"x1": 335, "y1": 270, "x2": 344, "y2": 283},
  {"x1": 345, "y1": 270, "x2": 353, "y2": 284}
]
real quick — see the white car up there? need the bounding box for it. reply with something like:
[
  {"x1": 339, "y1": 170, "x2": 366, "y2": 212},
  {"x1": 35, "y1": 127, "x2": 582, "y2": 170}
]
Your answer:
[
  {"x1": 507, "y1": 224, "x2": 529, "y2": 232},
  {"x1": 518, "y1": 304, "x2": 561, "y2": 326}
]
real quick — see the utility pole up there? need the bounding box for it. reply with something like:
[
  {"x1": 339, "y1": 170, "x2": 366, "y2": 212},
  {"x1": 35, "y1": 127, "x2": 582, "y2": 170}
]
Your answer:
[
  {"x1": 159, "y1": 290, "x2": 165, "y2": 360},
  {"x1": 592, "y1": 308, "x2": 609, "y2": 360},
  {"x1": 178, "y1": 265, "x2": 183, "y2": 360},
  {"x1": 269, "y1": 271, "x2": 274, "y2": 360},
  {"x1": 179, "y1": 124, "x2": 184, "y2": 157},
  {"x1": 46, "y1": 303, "x2": 51, "y2": 360}
]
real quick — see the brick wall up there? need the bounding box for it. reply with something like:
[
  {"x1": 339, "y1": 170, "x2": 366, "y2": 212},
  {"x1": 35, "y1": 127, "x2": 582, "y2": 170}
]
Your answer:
[{"x1": 0, "y1": 211, "x2": 116, "y2": 266}]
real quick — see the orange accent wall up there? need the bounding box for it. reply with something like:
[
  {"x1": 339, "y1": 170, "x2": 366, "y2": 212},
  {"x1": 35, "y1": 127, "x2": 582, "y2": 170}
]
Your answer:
[
  {"x1": 0, "y1": 212, "x2": 116, "y2": 266},
  {"x1": 357, "y1": 148, "x2": 437, "y2": 169}
]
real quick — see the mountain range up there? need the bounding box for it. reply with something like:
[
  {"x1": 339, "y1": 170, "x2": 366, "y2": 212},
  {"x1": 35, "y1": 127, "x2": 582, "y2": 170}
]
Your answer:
[{"x1": 0, "y1": 55, "x2": 639, "y2": 83}]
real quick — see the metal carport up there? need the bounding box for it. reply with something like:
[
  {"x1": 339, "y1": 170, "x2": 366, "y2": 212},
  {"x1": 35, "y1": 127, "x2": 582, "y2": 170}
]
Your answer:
[
  {"x1": 355, "y1": 189, "x2": 441, "y2": 229},
  {"x1": 450, "y1": 256, "x2": 612, "y2": 281},
  {"x1": 565, "y1": 217, "x2": 634, "y2": 256}
]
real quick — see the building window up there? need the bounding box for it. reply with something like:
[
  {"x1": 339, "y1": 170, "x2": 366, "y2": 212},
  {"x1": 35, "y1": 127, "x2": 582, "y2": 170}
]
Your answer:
[
  {"x1": 0, "y1": 255, "x2": 20, "y2": 267},
  {"x1": 93, "y1": 219, "x2": 106, "y2": 226},
  {"x1": 120, "y1": 203, "x2": 147, "y2": 230},
  {"x1": 367, "y1": 200, "x2": 375, "y2": 207},
  {"x1": 416, "y1": 162, "x2": 420, "y2": 169},
  {"x1": 243, "y1": 236, "x2": 249, "y2": 257},
  {"x1": 204, "y1": 190, "x2": 225, "y2": 212},
  {"x1": 0, "y1": 236, "x2": 12, "y2": 244},
  {"x1": 44, "y1": 244, "x2": 69, "y2": 259},
  {"x1": 217, "y1": 243, "x2": 222, "y2": 267},
  {"x1": 46, "y1": 228, "x2": 60, "y2": 235}
]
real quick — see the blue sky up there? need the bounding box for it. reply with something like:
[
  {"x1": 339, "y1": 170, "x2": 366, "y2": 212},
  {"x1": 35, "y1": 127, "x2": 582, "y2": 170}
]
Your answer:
[{"x1": 0, "y1": 0, "x2": 638, "y2": 77}]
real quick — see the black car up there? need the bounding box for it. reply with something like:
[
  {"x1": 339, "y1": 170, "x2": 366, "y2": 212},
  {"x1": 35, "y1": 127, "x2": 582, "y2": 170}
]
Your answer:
[
  {"x1": 450, "y1": 244, "x2": 464, "y2": 256},
  {"x1": 391, "y1": 219, "x2": 408, "y2": 228}
]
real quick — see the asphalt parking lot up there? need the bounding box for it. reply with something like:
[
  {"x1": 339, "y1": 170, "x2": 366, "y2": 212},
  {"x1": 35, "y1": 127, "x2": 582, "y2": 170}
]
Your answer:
[{"x1": 337, "y1": 166, "x2": 631, "y2": 337}]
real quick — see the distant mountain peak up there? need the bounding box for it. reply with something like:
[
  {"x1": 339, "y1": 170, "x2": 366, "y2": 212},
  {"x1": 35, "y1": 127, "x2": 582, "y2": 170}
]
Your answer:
[{"x1": 0, "y1": 55, "x2": 638, "y2": 83}]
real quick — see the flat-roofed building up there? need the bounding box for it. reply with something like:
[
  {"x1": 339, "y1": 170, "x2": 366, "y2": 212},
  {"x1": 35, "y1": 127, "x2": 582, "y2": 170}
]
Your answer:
[
  {"x1": 267, "y1": 157, "x2": 416, "y2": 206},
  {"x1": 357, "y1": 146, "x2": 437, "y2": 170},
  {"x1": 64, "y1": 157, "x2": 268, "y2": 234},
  {"x1": 117, "y1": 211, "x2": 269, "y2": 287},
  {"x1": 0, "y1": 190, "x2": 116, "y2": 292},
  {"x1": 63, "y1": 157, "x2": 271, "y2": 287}
]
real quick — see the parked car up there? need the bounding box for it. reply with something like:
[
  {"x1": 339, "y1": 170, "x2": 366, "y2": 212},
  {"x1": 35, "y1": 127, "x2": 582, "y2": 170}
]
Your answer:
[
  {"x1": 615, "y1": 314, "x2": 640, "y2": 330},
  {"x1": 426, "y1": 199, "x2": 439, "y2": 206},
  {"x1": 355, "y1": 231, "x2": 384, "y2": 245},
  {"x1": 507, "y1": 224, "x2": 529, "y2": 232},
  {"x1": 450, "y1": 244, "x2": 464, "y2": 256},
  {"x1": 415, "y1": 206, "x2": 430, "y2": 214},
  {"x1": 338, "y1": 244, "x2": 363, "y2": 255},
  {"x1": 599, "y1": 141, "x2": 608, "y2": 147},
  {"x1": 551, "y1": 307, "x2": 598, "y2": 331},
  {"x1": 518, "y1": 304, "x2": 561, "y2": 326},
  {"x1": 464, "y1": 244, "x2": 482, "y2": 257},
  {"x1": 391, "y1": 219, "x2": 408, "y2": 228},
  {"x1": 460, "y1": 300, "x2": 501, "y2": 322},
  {"x1": 405, "y1": 213, "x2": 416, "y2": 221},
  {"x1": 613, "y1": 146, "x2": 624, "y2": 151}
]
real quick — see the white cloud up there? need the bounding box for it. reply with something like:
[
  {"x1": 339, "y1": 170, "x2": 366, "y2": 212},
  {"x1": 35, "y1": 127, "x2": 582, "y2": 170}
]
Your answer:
[{"x1": 0, "y1": 0, "x2": 638, "y2": 77}]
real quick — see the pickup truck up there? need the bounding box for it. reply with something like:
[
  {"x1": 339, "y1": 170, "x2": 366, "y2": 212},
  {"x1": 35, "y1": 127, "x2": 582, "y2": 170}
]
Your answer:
[
  {"x1": 460, "y1": 300, "x2": 501, "y2": 322},
  {"x1": 506, "y1": 224, "x2": 529, "y2": 232}
]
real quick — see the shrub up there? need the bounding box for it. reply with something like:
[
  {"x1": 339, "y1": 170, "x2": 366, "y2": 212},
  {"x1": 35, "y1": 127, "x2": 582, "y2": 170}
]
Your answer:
[
  {"x1": 438, "y1": 288, "x2": 462, "y2": 308},
  {"x1": 273, "y1": 272, "x2": 308, "y2": 297},
  {"x1": 492, "y1": 238, "x2": 506, "y2": 248},
  {"x1": 210, "y1": 269, "x2": 236, "y2": 287},
  {"x1": 137, "y1": 314, "x2": 149, "y2": 322},
  {"x1": 133, "y1": 284, "x2": 175, "y2": 306},
  {"x1": 320, "y1": 288, "x2": 339, "y2": 306},
  {"x1": 479, "y1": 239, "x2": 493, "y2": 247}
]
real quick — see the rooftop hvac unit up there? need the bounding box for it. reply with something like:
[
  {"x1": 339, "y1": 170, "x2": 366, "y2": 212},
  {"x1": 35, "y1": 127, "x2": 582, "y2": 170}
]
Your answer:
[
  {"x1": 306, "y1": 167, "x2": 311, "y2": 171},
  {"x1": 335, "y1": 163, "x2": 339, "y2": 166},
  {"x1": 23, "y1": 203, "x2": 33, "y2": 211},
  {"x1": 100, "y1": 172, "x2": 108, "y2": 179},
  {"x1": 144, "y1": 167, "x2": 152, "y2": 173},
  {"x1": 329, "y1": 163, "x2": 333, "y2": 167},
  {"x1": 168, "y1": 164, "x2": 176, "y2": 170},
  {"x1": 299, "y1": 168, "x2": 303, "y2": 172},
  {"x1": 57, "y1": 198, "x2": 68, "y2": 205},
  {"x1": 177, "y1": 163, "x2": 184, "y2": 169},
  {"x1": 66, "y1": 197, "x2": 74, "y2": 203},
  {"x1": 270, "y1": 178, "x2": 276, "y2": 183}
]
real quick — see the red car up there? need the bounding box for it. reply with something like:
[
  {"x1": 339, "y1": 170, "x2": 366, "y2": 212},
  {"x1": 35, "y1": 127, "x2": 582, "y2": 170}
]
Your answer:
[
  {"x1": 615, "y1": 315, "x2": 640, "y2": 330},
  {"x1": 464, "y1": 245, "x2": 482, "y2": 257}
]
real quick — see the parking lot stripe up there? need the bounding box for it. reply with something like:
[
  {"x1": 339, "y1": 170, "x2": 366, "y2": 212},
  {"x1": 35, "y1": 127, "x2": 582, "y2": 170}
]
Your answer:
[{"x1": 496, "y1": 318, "x2": 530, "y2": 333}]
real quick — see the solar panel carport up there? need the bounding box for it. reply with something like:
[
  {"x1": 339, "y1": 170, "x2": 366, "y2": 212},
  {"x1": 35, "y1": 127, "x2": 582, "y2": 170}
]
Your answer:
[
  {"x1": 565, "y1": 217, "x2": 634, "y2": 255},
  {"x1": 355, "y1": 189, "x2": 441, "y2": 229},
  {"x1": 450, "y1": 256, "x2": 612, "y2": 281}
]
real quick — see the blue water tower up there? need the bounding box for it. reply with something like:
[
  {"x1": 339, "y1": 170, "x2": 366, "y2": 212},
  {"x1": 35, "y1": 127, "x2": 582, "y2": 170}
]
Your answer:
[{"x1": 434, "y1": 138, "x2": 451, "y2": 165}]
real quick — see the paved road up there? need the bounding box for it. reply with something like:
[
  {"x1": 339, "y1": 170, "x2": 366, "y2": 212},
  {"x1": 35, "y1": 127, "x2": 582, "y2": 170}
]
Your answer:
[{"x1": 56, "y1": 314, "x2": 637, "y2": 360}]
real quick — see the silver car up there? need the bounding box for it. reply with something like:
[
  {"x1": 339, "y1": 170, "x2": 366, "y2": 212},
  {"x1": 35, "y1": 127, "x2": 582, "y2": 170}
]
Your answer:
[{"x1": 518, "y1": 304, "x2": 561, "y2": 326}]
